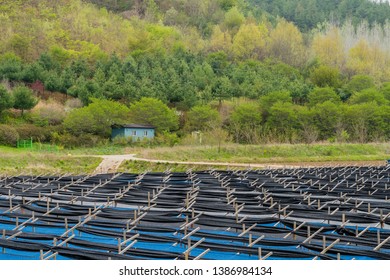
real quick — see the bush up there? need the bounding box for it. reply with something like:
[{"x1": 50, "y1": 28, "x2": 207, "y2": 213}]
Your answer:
[
  {"x1": 154, "y1": 132, "x2": 179, "y2": 147},
  {"x1": 14, "y1": 124, "x2": 56, "y2": 142},
  {"x1": 112, "y1": 136, "x2": 137, "y2": 146},
  {"x1": 30, "y1": 100, "x2": 66, "y2": 126},
  {"x1": 0, "y1": 124, "x2": 19, "y2": 146},
  {"x1": 51, "y1": 132, "x2": 104, "y2": 148}
]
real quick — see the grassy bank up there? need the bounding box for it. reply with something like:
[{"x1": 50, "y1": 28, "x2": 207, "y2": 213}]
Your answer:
[
  {"x1": 0, "y1": 146, "x2": 101, "y2": 175},
  {"x1": 1, "y1": 143, "x2": 389, "y2": 175},
  {"x1": 136, "y1": 143, "x2": 390, "y2": 164},
  {"x1": 119, "y1": 160, "x2": 232, "y2": 173}
]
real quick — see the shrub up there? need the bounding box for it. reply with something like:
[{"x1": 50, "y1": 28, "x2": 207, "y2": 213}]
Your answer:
[
  {"x1": 0, "y1": 124, "x2": 19, "y2": 146},
  {"x1": 51, "y1": 132, "x2": 104, "y2": 148},
  {"x1": 30, "y1": 100, "x2": 66, "y2": 126},
  {"x1": 153, "y1": 132, "x2": 179, "y2": 147},
  {"x1": 15, "y1": 124, "x2": 55, "y2": 142}
]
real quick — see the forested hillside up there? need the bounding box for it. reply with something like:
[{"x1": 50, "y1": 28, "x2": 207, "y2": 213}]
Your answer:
[{"x1": 0, "y1": 0, "x2": 390, "y2": 147}]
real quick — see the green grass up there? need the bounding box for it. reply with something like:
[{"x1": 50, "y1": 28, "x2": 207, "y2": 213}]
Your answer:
[
  {"x1": 136, "y1": 143, "x2": 390, "y2": 164},
  {"x1": 0, "y1": 146, "x2": 101, "y2": 175}
]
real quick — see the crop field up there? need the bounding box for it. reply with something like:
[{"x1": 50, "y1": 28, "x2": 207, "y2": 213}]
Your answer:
[{"x1": 1, "y1": 165, "x2": 390, "y2": 260}]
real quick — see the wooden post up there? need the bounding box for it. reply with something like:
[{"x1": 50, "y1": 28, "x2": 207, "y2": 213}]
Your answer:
[
  {"x1": 2, "y1": 229, "x2": 5, "y2": 239},
  {"x1": 65, "y1": 218, "x2": 68, "y2": 231},
  {"x1": 323, "y1": 236, "x2": 326, "y2": 250},
  {"x1": 40, "y1": 249, "x2": 43, "y2": 260},
  {"x1": 235, "y1": 204, "x2": 238, "y2": 223},
  {"x1": 185, "y1": 216, "x2": 189, "y2": 236},
  {"x1": 148, "y1": 192, "x2": 150, "y2": 207},
  {"x1": 293, "y1": 221, "x2": 296, "y2": 240},
  {"x1": 377, "y1": 229, "x2": 381, "y2": 245},
  {"x1": 380, "y1": 210, "x2": 384, "y2": 228},
  {"x1": 337, "y1": 253, "x2": 341, "y2": 260},
  {"x1": 368, "y1": 203, "x2": 371, "y2": 213},
  {"x1": 118, "y1": 238, "x2": 121, "y2": 254},
  {"x1": 186, "y1": 238, "x2": 191, "y2": 260},
  {"x1": 16, "y1": 217, "x2": 19, "y2": 227},
  {"x1": 258, "y1": 247, "x2": 262, "y2": 260}
]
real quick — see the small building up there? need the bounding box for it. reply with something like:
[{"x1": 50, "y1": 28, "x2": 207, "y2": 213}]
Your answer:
[{"x1": 111, "y1": 124, "x2": 155, "y2": 140}]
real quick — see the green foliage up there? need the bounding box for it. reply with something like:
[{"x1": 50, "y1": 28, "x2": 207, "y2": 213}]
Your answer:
[
  {"x1": 0, "y1": 124, "x2": 19, "y2": 146},
  {"x1": 230, "y1": 103, "x2": 262, "y2": 128},
  {"x1": 311, "y1": 101, "x2": 342, "y2": 140},
  {"x1": 14, "y1": 124, "x2": 55, "y2": 142},
  {"x1": 345, "y1": 75, "x2": 375, "y2": 93},
  {"x1": 229, "y1": 102, "x2": 262, "y2": 143},
  {"x1": 259, "y1": 91, "x2": 292, "y2": 119},
  {"x1": 51, "y1": 132, "x2": 104, "y2": 148},
  {"x1": 0, "y1": 53, "x2": 22, "y2": 80},
  {"x1": 0, "y1": 85, "x2": 13, "y2": 113},
  {"x1": 185, "y1": 105, "x2": 221, "y2": 132},
  {"x1": 153, "y1": 131, "x2": 180, "y2": 147},
  {"x1": 12, "y1": 85, "x2": 38, "y2": 115},
  {"x1": 246, "y1": 0, "x2": 390, "y2": 31},
  {"x1": 307, "y1": 87, "x2": 341, "y2": 107},
  {"x1": 349, "y1": 88, "x2": 388, "y2": 105},
  {"x1": 219, "y1": 0, "x2": 237, "y2": 11},
  {"x1": 129, "y1": 97, "x2": 179, "y2": 133},
  {"x1": 224, "y1": 7, "x2": 245, "y2": 30},
  {"x1": 381, "y1": 82, "x2": 390, "y2": 101},
  {"x1": 310, "y1": 66, "x2": 341, "y2": 88},
  {"x1": 267, "y1": 102, "x2": 300, "y2": 142},
  {"x1": 63, "y1": 98, "x2": 130, "y2": 137}
]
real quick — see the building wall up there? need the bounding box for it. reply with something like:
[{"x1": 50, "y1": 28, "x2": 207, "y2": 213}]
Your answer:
[
  {"x1": 112, "y1": 128, "x2": 155, "y2": 139},
  {"x1": 124, "y1": 128, "x2": 155, "y2": 139},
  {"x1": 111, "y1": 128, "x2": 125, "y2": 139}
]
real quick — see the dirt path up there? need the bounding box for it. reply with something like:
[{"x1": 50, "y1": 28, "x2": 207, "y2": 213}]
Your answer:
[{"x1": 93, "y1": 155, "x2": 136, "y2": 174}]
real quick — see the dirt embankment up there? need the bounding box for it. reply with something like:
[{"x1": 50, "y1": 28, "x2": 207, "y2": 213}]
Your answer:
[{"x1": 93, "y1": 154, "x2": 387, "y2": 174}]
